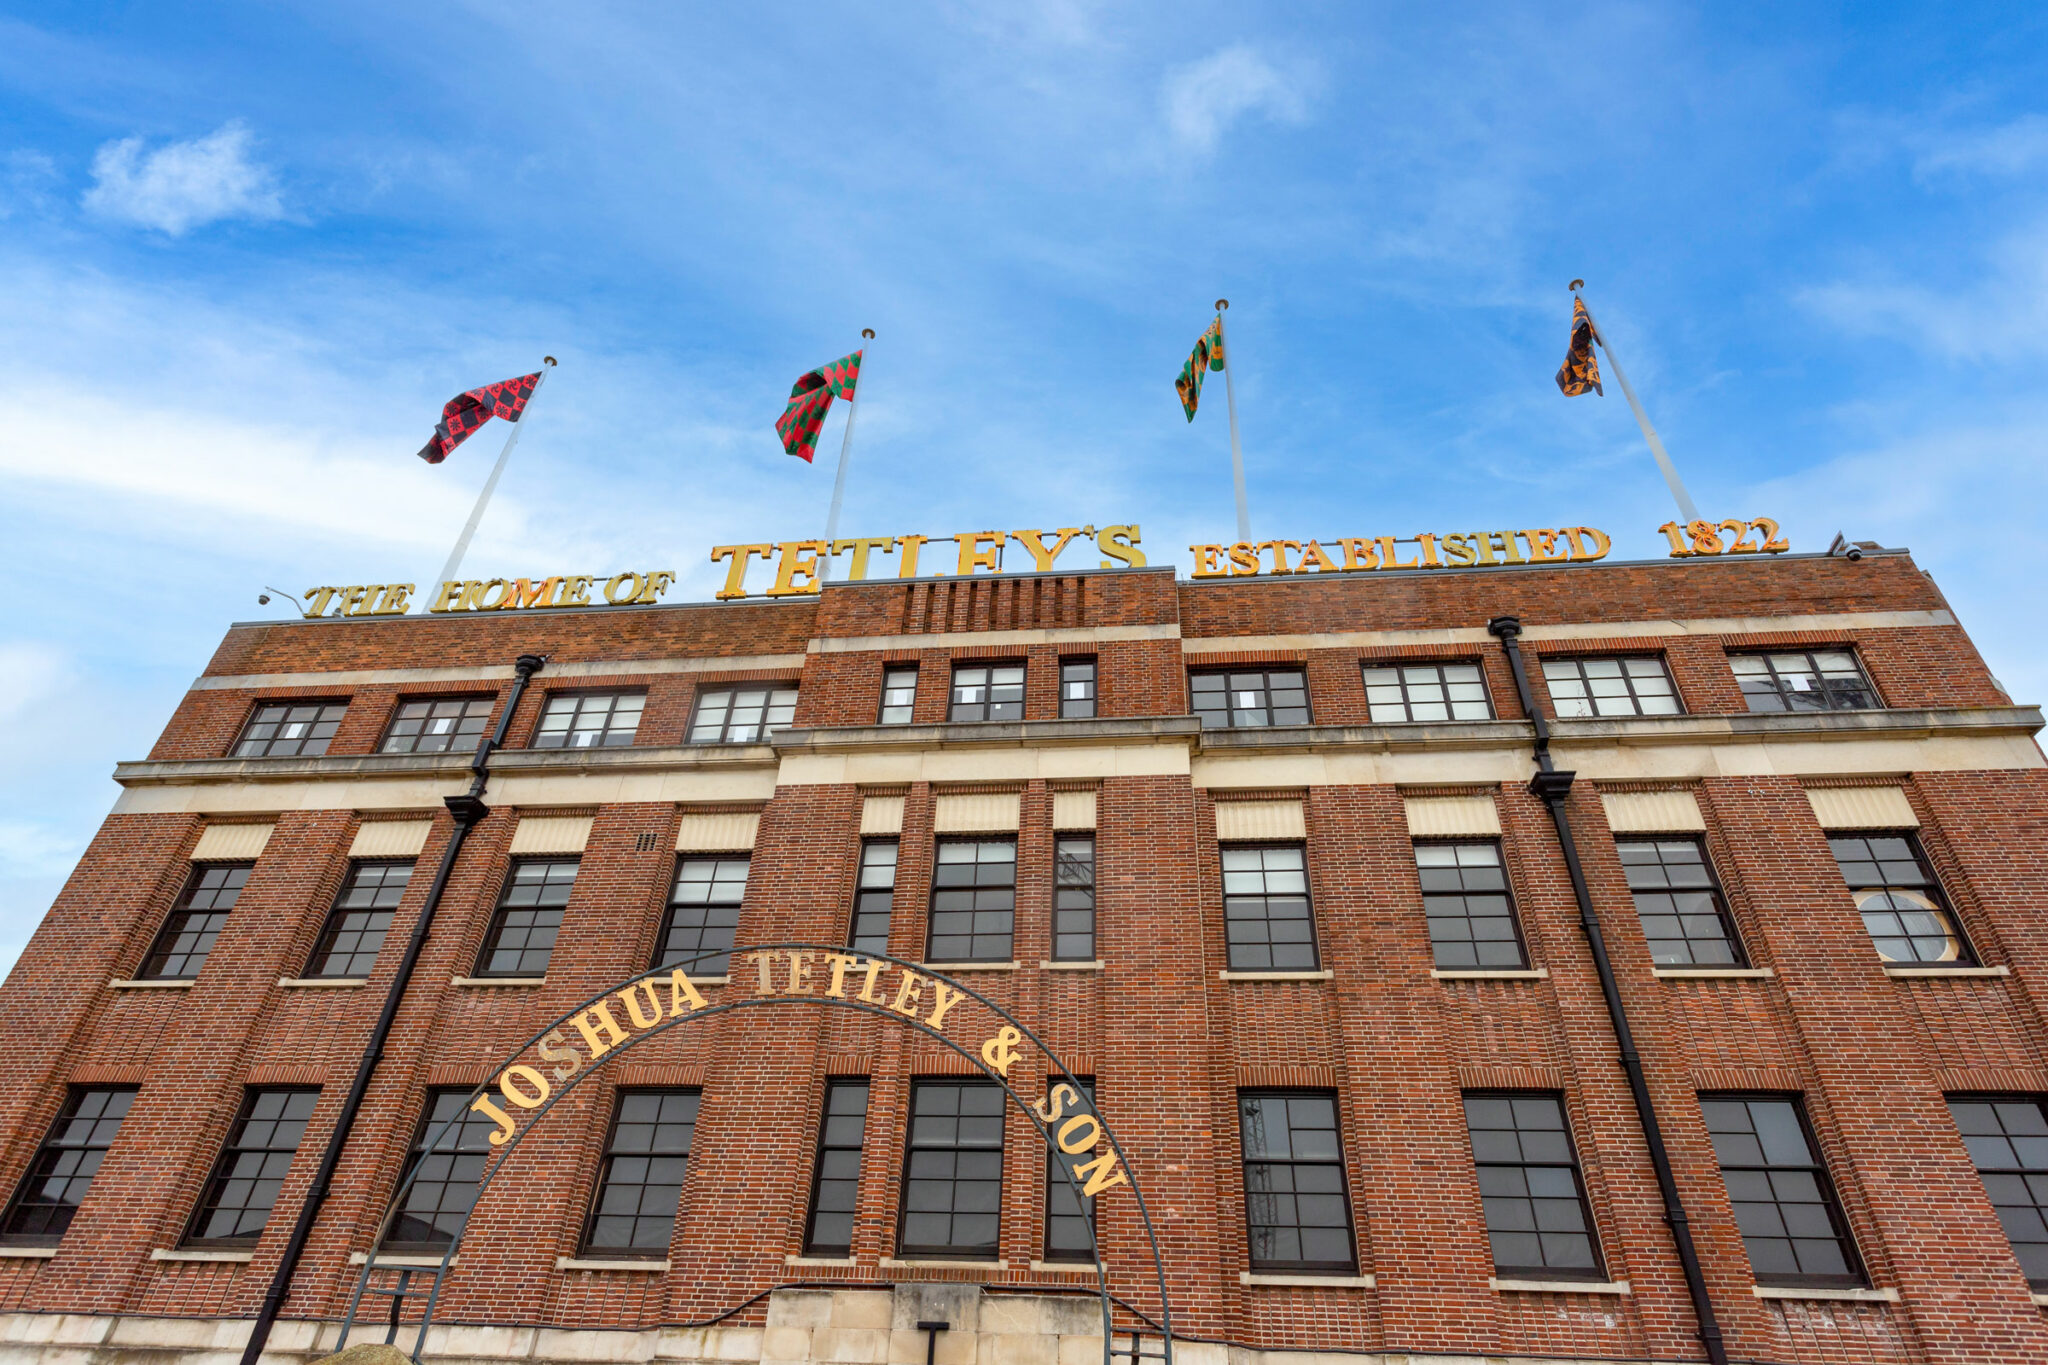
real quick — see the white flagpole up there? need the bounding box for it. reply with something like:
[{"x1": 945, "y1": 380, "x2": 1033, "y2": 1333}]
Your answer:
[
  {"x1": 1213, "y1": 299, "x2": 1251, "y2": 542},
  {"x1": 819, "y1": 329, "x2": 874, "y2": 585},
  {"x1": 435, "y1": 357, "x2": 556, "y2": 591},
  {"x1": 1570, "y1": 282, "x2": 1700, "y2": 524}
]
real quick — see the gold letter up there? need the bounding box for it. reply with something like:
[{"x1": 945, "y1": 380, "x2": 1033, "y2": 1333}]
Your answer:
[
  {"x1": 1012, "y1": 528, "x2": 1086, "y2": 571},
  {"x1": 766, "y1": 541, "x2": 829, "y2": 596},
  {"x1": 1057, "y1": 1113, "x2": 1103, "y2": 1154},
  {"x1": 1563, "y1": 526, "x2": 1612, "y2": 561},
  {"x1": 1471, "y1": 532, "x2": 1523, "y2": 566},
  {"x1": 538, "y1": 1029, "x2": 583, "y2": 1082},
  {"x1": 1257, "y1": 540, "x2": 1303, "y2": 573},
  {"x1": 1074, "y1": 1150, "x2": 1129, "y2": 1197},
  {"x1": 1414, "y1": 534, "x2": 1441, "y2": 568},
  {"x1": 1227, "y1": 542, "x2": 1262, "y2": 575},
  {"x1": 513, "y1": 577, "x2": 559, "y2": 610},
  {"x1": 1296, "y1": 540, "x2": 1339, "y2": 573},
  {"x1": 619, "y1": 979, "x2": 664, "y2": 1030},
  {"x1": 1336, "y1": 539, "x2": 1379, "y2": 571},
  {"x1": 755, "y1": 950, "x2": 777, "y2": 995},
  {"x1": 1441, "y1": 534, "x2": 1479, "y2": 567},
  {"x1": 1190, "y1": 544, "x2": 1227, "y2": 578},
  {"x1": 895, "y1": 535, "x2": 929, "y2": 577},
  {"x1": 455, "y1": 579, "x2": 491, "y2": 611},
  {"x1": 925, "y1": 979, "x2": 967, "y2": 1031},
  {"x1": 1033, "y1": 1082, "x2": 1079, "y2": 1124},
  {"x1": 667, "y1": 969, "x2": 707, "y2": 1015},
  {"x1": 603, "y1": 571, "x2": 644, "y2": 604},
  {"x1": 470, "y1": 1093, "x2": 516, "y2": 1146},
  {"x1": 1520, "y1": 529, "x2": 1569, "y2": 563},
  {"x1": 858, "y1": 958, "x2": 886, "y2": 1003},
  {"x1": 823, "y1": 953, "x2": 861, "y2": 998},
  {"x1": 474, "y1": 578, "x2": 514, "y2": 610},
  {"x1": 830, "y1": 537, "x2": 894, "y2": 581},
  {"x1": 373, "y1": 584, "x2": 415, "y2": 615},
  {"x1": 426, "y1": 582, "x2": 462, "y2": 613},
  {"x1": 572, "y1": 1002, "x2": 629, "y2": 1059},
  {"x1": 1097, "y1": 524, "x2": 1146, "y2": 567},
  {"x1": 1375, "y1": 537, "x2": 1420, "y2": 570},
  {"x1": 499, "y1": 1065, "x2": 551, "y2": 1109},
  {"x1": 336, "y1": 585, "x2": 372, "y2": 616},
  {"x1": 785, "y1": 951, "x2": 814, "y2": 994},
  {"x1": 634, "y1": 571, "x2": 675, "y2": 604},
  {"x1": 303, "y1": 586, "x2": 341, "y2": 617},
  {"x1": 709, "y1": 546, "x2": 774, "y2": 600},
  {"x1": 889, "y1": 970, "x2": 927, "y2": 1017},
  {"x1": 955, "y1": 532, "x2": 1005, "y2": 575},
  {"x1": 561, "y1": 575, "x2": 594, "y2": 606}
]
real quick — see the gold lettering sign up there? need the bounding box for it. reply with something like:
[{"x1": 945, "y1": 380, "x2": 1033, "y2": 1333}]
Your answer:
[
  {"x1": 709, "y1": 524, "x2": 1147, "y2": 600},
  {"x1": 1658, "y1": 517, "x2": 1791, "y2": 558},
  {"x1": 1189, "y1": 526, "x2": 1612, "y2": 578}
]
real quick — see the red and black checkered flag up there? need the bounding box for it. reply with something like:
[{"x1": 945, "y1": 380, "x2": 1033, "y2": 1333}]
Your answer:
[
  {"x1": 776, "y1": 351, "x2": 862, "y2": 462},
  {"x1": 417, "y1": 371, "x2": 544, "y2": 463}
]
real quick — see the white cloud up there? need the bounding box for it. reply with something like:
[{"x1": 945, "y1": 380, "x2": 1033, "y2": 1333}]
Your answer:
[
  {"x1": 82, "y1": 120, "x2": 284, "y2": 234},
  {"x1": 1161, "y1": 46, "x2": 1311, "y2": 155},
  {"x1": 0, "y1": 820, "x2": 83, "y2": 881},
  {"x1": 1913, "y1": 113, "x2": 2048, "y2": 179},
  {"x1": 0, "y1": 643, "x2": 68, "y2": 723},
  {"x1": 1798, "y1": 217, "x2": 2048, "y2": 364},
  {"x1": 0, "y1": 149, "x2": 60, "y2": 220}
]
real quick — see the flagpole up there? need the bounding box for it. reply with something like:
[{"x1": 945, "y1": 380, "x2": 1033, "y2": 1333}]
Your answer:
[
  {"x1": 1570, "y1": 282, "x2": 1700, "y2": 524},
  {"x1": 435, "y1": 357, "x2": 556, "y2": 590},
  {"x1": 819, "y1": 329, "x2": 873, "y2": 585},
  {"x1": 1213, "y1": 300, "x2": 1252, "y2": 542}
]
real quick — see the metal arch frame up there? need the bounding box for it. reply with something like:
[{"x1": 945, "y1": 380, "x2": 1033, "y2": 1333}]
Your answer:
[{"x1": 337, "y1": 944, "x2": 1174, "y2": 1365}]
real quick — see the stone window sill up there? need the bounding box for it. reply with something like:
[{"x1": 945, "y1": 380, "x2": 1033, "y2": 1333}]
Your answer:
[
  {"x1": 1042, "y1": 960, "x2": 1105, "y2": 971},
  {"x1": 1434, "y1": 968, "x2": 1549, "y2": 981},
  {"x1": 1030, "y1": 1260, "x2": 1103, "y2": 1274},
  {"x1": 1753, "y1": 1284, "x2": 1897, "y2": 1303},
  {"x1": 687, "y1": 975, "x2": 732, "y2": 986},
  {"x1": 0, "y1": 1246, "x2": 58, "y2": 1259},
  {"x1": 450, "y1": 975, "x2": 546, "y2": 988},
  {"x1": 2031, "y1": 1291, "x2": 2048, "y2": 1307},
  {"x1": 1654, "y1": 966, "x2": 1774, "y2": 979},
  {"x1": 556, "y1": 1257, "x2": 668, "y2": 1272},
  {"x1": 878, "y1": 1257, "x2": 1008, "y2": 1270},
  {"x1": 279, "y1": 977, "x2": 366, "y2": 988},
  {"x1": 785, "y1": 1254, "x2": 856, "y2": 1267},
  {"x1": 152, "y1": 1248, "x2": 253, "y2": 1264},
  {"x1": 1491, "y1": 1276, "x2": 1629, "y2": 1295},
  {"x1": 110, "y1": 978, "x2": 194, "y2": 990},
  {"x1": 347, "y1": 1252, "x2": 455, "y2": 1267},
  {"x1": 1884, "y1": 965, "x2": 2008, "y2": 978},
  {"x1": 1219, "y1": 970, "x2": 1334, "y2": 982},
  {"x1": 1242, "y1": 1271, "x2": 1375, "y2": 1287},
  {"x1": 920, "y1": 962, "x2": 1020, "y2": 973}
]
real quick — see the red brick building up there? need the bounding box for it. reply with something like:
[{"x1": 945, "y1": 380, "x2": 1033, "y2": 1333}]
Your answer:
[{"x1": 3, "y1": 543, "x2": 2046, "y2": 1365}]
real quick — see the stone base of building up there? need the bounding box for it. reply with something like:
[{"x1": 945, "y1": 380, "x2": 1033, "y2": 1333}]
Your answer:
[{"x1": 0, "y1": 1287, "x2": 1641, "y2": 1365}]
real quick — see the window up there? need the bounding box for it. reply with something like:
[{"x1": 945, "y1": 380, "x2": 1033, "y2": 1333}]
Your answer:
[
  {"x1": 1947, "y1": 1096, "x2": 2048, "y2": 1287},
  {"x1": 1417, "y1": 842, "x2": 1526, "y2": 970},
  {"x1": 656, "y1": 855, "x2": 748, "y2": 975},
  {"x1": 1827, "y1": 832, "x2": 1972, "y2": 965},
  {"x1": 1045, "y1": 1080, "x2": 1098, "y2": 1262},
  {"x1": 233, "y1": 701, "x2": 346, "y2": 757},
  {"x1": 1541, "y1": 657, "x2": 1680, "y2": 718},
  {"x1": 1059, "y1": 659, "x2": 1097, "y2": 719},
  {"x1": 1053, "y1": 836, "x2": 1096, "y2": 962},
  {"x1": 850, "y1": 840, "x2": 898, "y2": 957},
  {"x1": 879, "y1": 667, "x2": 919, "y2": 725},
  {"x1": 1190, "y1": 669, "x2": 1309, "y2": 729},
  {"x1": 1616, "y1": 838, "x2": 1744, "y2": 967},
  {"x1": 1700, "y1": 1095, "x2": 1862, "y2": 1288},
  {"x1": 388, "y1": 1090, "x2": 497, "y2": 1250},
  {"x1": 899, "y1": 1081, "x2": 1003, "y2": 1259},
  {"x1": 0, "y1": 1089, "x2": 135, "y2": 1244},
  {"x1": 1732, "y1": 651, "x2": 1878, "y2": 713},
  {"x1": 803, "y1": 1080, "x2": 870, "y2": 1256},
  {"x1": 950, "y1": 664, "x2": 1024, "y2": 722},
  {"x1": 1221, "y1": 845, "x2": 1316, "y2": 971},
  {"x1": 534, "y1": 691, "x2": 644, "y2": 749},
  {"x1": 307, "y1": 860, "x2": 411, "y2": 978},
  {"x1": 141, "y1": 863, "x2": 251, "y2": 980},
  {"x1": 928, "y1": 839, "x2": 1016, "y2": 962},
  {"x1": 1465, "y1": 1093, "x2": 1602, "y2": 1278},
  {"x1": 689, "y1": 686, "x2": 797, "y2": 743},
  {"x1": 1239, "y1": 1091, "x2": 1356, "y2": 1273},
  {"x1": 187, "y1": 1088, "x2": 318, "y2": 1246},
  {"x1": 380, "y1": 696, "x2": 494, "y2": 754},
  {"x1": 1363, "y1": 662, "x2": 1492, "y2": 723},
  {"x1": 583, "y1": 1091, "x2": 699, "y2": 1257},
  {"x1": 477, "y1": 859, "x2": 577, "y2": 977}
]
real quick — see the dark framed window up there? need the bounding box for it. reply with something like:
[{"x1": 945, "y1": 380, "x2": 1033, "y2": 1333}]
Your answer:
[
  {"x1": 689, "y1": 686, "x2": 797, "y2": 743},
  {"x1": 1947, "y1": 1095, "x2": 2048, "y2": 1287},
  {"x1": 534, "y1": 690, "x2": 644, "y2": 749},
  {"x1": 1053, "y1": 836, "x2": 1096, "y2": 961},
  {"x1": 1059, "y1": 659, "x2": 1097, "y2": 719},
  {"x1": 1541, "y1": 657, "x2": 1681, "y2": 718},
  {"x1": 928, "y1": 839, "x2": 1016, "y2": 962},
  {"x1": 582, "y1": 1090, "x2": 699, "y2": 1258},
  {"x1": 1700, "y1": 1095, "x2": 1863, "y2": 1288},
  {"x1": 850, "y1": 840, "x2": 898, "y2": 957},
  {"x1": 387, "y1": 1089, "x2": 496, "y2": 1250},
  {"x1": 879, "y1": 668, "x2": 919, "y2": 725},
  {"x1": 1221, "y1": 844, "x2": 1316, "y2": 971},
  {"x1": 1240, "y1": 1091, "x2": 1356, "y2": 1272},
  {"x1": 380, "y1": 695, "x2": 494, "y2": 754},
  {"x1": 476, "y1": 858, "x2": 577, "y2": 977},
  {"x1": 1732, "y1": 651, "x2": 1878, "y2": 713},
  {"x1": 141, "y1": 862, "x2": 251, "y2": 980},
  {"x1": 656, "y1": 855, "x2": 748, "y2": 975},
  {"x1": 186, "y1": 1088, "x2": 318, "y2": 1247},
  {"x1": 1045, "y1": 1080, "x2": 1099, "y2": 1262},
  {"x1": 899, "y1": 1081, "x2": 1003, "y2": 1259},
  {"x1": 1363, "y1": 662, "x2": 1492, "y2": 723},
  {"x1": 0, "y1": 1088, "x2": 135, "y2": 1244},
  {"x1": 233, "y1": 701, "x2": 346, "y2": 757},
  {"x1": 1417, "y1": 841, "x2": 1527, "y2": 970},
  {"x1": 1190, "y1": 669, "x2": 1309, "y2": 729},
  {"x1": 1465, "y1": 1092, "x2": 1602, "y2": 1278},
  {"x1": 1827, "y1": 831, "x2": 1973, "y2": 965},
  {"x1": 950, "y1": 664, "x2": 1024, "y2": 722},
  {"x1": 1617, "y1": 838, "x2": 1745, "y2": 967},
  {"x1": 803, "y1": 1080, "x2": 870, "y2": 1256},
  {"x1": 307, "y1": 860, "x2": 411, "y2": 978}
]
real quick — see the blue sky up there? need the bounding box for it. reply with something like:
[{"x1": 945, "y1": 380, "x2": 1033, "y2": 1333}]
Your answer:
[{"x1": 3, "y1": 3, "x2": 2045, "y2": 977}]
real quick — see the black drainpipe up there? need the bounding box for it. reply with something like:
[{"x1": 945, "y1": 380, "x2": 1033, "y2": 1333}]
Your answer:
[
  {"x1": 238, "y1": 652, "x2": 546, "y2": 1365},
  {"x1": 1486, "y1": 617, "x2": 1726, "y2": 1365}
]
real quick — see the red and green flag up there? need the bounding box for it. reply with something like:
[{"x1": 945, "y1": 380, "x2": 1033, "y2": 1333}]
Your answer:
[
  {"x1": 777, "y1": 350, "x2": 863, "y2": 462},
  {"x1": 1175, "y1": 317, "x2": 1225, "y2": 421},
  {"x1": 417, "y1": 371, "x2": 543, "y2": 463},
  {"x1": 1555, "y1": 297, "x2": 1603, "y2": 397}
]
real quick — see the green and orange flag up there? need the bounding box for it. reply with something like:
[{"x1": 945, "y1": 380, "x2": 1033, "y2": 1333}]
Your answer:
[
  {"x1": 777, "y1": 350, "x2": 863, "y2": 462},
  {"x1": 1555, "y1": 297, "x2": 1603, "y2": 397},
  {"x1": 1175, "y1": 317, "x2": 1225, "y2": 421}
]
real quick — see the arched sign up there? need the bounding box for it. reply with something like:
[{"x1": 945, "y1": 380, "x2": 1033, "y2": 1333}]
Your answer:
[{"x1": 338, "y1": 945, "x2": 1174, "y2": 1365}]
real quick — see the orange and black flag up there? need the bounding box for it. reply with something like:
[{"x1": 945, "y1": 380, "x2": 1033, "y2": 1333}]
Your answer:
[
  {"x1": 1556, "y1": 297, "x2": 1603, "y2": 397},
  {"x1": 1176, "y1": 317, "x2": 1225, "y2": 421}
]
